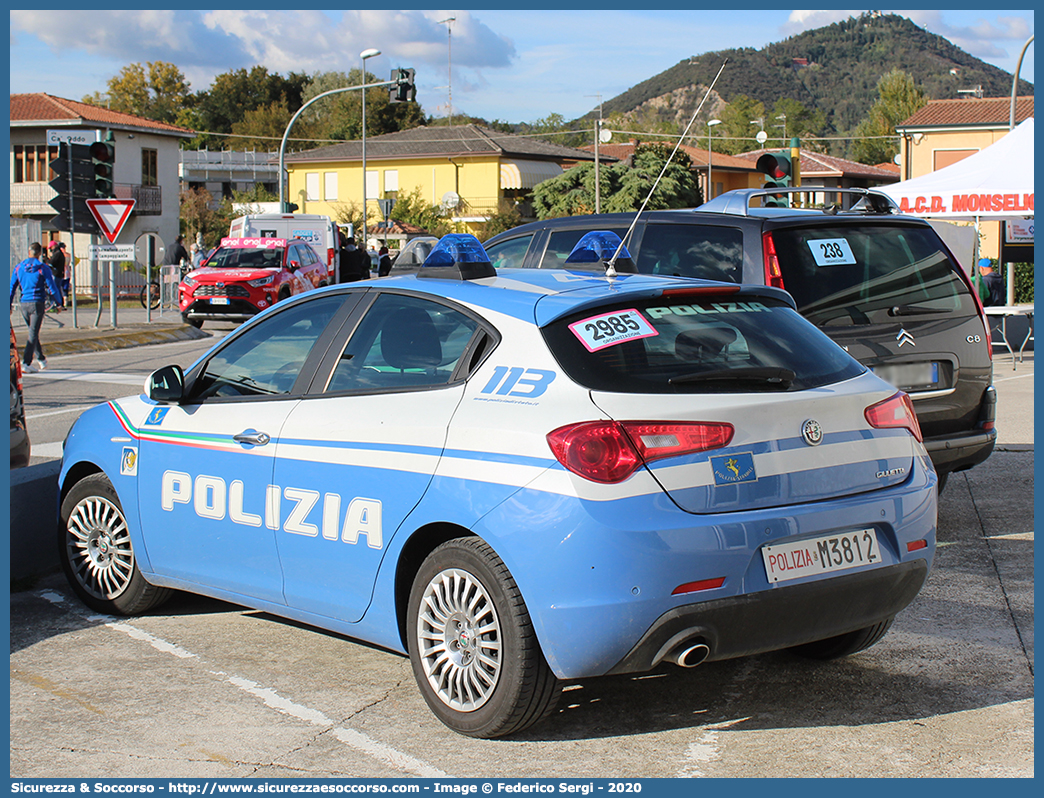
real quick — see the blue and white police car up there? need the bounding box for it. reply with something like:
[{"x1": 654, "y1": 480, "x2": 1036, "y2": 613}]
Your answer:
[{"x1": 58, "y1": 233, "x2": 937, "y2": 738}]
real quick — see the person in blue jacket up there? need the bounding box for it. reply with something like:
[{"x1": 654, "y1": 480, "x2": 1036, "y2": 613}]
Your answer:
[{"x1": 10, "y1": 242, "x2": 61, "y2": 372}]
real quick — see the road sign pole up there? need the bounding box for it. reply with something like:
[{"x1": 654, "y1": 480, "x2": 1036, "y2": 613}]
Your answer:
[
  {"x1": 110, "y1": 260, "x2": 118, "y2": 328},
  {"x1": 67, "y1": 144, "x2": 79, "y2": 327},
  {"x1": 93, "y1": 238, "x2": 103, "y2": 328}
]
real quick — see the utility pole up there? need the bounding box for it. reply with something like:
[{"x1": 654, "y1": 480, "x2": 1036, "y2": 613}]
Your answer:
[{"x1": 586, "y1": 94, "x2": 603, "y2": 214}]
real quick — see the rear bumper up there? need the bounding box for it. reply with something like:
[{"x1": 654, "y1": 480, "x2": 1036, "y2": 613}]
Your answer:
[
  {"x1": 922, "y1": 384, "x2": 997, "y2": 474},
  {"x1": 923, "y1": 428, "x2": 996, "y2": 474},
  {"x1": 607, "y1": 560, "x2": 928, "y2": 674}
]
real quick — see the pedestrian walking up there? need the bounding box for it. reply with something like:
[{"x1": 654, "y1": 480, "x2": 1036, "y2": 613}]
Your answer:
[
  {"x1": 167, "y1": 235, "x2": 189, "y2": 268},
  {"x1": 10, "y1": 242, "x2": 61, "y2": 373},
  {"x1": 48, "y1": 240, "x2": 67, "y2": 310},
  {"x1": 377, "y1": 245, "x2": 392, "y2": 277},
  {"x1": 338, "y1": 237, "x2": 371, "y2": 282}
]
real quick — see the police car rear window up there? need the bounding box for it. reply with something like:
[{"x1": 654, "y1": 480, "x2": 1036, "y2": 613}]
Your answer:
[
  {"x1": 770, "y1": 223, "x2": 974, "y2": 326},
  {"x1": 542, "y1": 293, "x2": 863, "y2": 393}
]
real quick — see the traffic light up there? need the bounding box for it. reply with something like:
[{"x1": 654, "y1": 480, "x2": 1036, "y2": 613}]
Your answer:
[
  {"x1": 389, "y1": 68, "x2": 416, "y2": 103},
  {"x1": 49, "y1": 143, "x2": 98, "y2": 232},
  {"x1": 89, "y1": 131, "x2": 116, "y2": 198},
  {"x1": 756, "y1": 150, "x2": 792, "y2": 207}
]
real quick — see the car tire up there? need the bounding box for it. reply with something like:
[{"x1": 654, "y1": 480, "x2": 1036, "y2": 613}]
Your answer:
[
  {"x1": 407, "y1": 537, "x2": 561, "y2": 738},
  {"x1": 181, "y1": 313, "x2": 203, "y2": 329},
  {"x1": 277, "y1": 288, "x2": 291, "y2": 303},
  {"x1": 789, "y1": 617, "x2": 894, "y2": 660},
  {"x1": 59, "y1": 473, "x2": 172, "y2": 616}
]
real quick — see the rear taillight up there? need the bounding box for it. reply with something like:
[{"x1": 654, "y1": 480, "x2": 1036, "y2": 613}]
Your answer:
[
  {"x1": 547, "y1": 420, "x2": 734, "y2": 483},
  {"x1": 327, "y1": 247, "x2": 335, "y2": 266},
  {"x1": 865, "y1": 391, "x2": 923, "y2": 443},
  {"x1": 762, "y1": 232, "x2": 785, "y2": 290},
  {"x1": 948, "y1": 255, "x2": 992, "y2": 361}
]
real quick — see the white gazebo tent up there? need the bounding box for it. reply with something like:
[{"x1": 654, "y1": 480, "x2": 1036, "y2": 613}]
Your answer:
[{"x1": 879, "y1": 118, "x2": 1034, "y2": 303}]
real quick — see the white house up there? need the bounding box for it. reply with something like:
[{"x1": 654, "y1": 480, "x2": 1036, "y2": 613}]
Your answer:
[{"x1": 10, "y1": 93, "x2": 194, "y2": 292}]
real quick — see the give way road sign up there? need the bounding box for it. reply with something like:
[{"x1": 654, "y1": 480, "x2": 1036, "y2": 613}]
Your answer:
[{"x1": 86, "y1": 198, "x2": 135, "y2": 244}]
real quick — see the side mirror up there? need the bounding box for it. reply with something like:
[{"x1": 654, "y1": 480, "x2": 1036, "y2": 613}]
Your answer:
[
  {"x1": 289, "y1": 260, "x2": 300, "y2": 271},
  {"x1": 146, "y1": 365, "x2": 185, "y2": 403}
]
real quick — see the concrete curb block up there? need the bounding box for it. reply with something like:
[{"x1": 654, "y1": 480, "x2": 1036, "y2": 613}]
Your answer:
[
  {"x1": 42, "y1": 325, "x2": 211, "y2": 356},
  {"x1": 9, "y1": 460, "x2": 61, "y2": 585}
]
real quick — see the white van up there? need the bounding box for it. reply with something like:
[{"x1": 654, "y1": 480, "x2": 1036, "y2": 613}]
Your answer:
[{"x1": 229, "y1": 213, "x2": 341, "y2": 281}]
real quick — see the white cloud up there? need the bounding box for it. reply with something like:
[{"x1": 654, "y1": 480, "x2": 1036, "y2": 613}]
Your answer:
[{"x1": 783, "y1": 10, "x2": 861, "y2": 35}]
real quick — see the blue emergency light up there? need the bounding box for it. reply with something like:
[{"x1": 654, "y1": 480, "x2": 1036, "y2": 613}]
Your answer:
[
  {"x1": 419, "y1": 234, "x2": 497, "y2": 280},
  {"x1": 564, "y1": 231, "x2": 637, "y2": 273}
]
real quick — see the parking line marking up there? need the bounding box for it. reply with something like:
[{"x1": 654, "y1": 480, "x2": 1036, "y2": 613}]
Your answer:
[{"x1": 36, "y1": 589, "x2": 449, "y2": 778}]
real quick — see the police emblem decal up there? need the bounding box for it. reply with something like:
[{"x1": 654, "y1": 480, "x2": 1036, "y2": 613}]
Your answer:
[
  {"x1": 144, "y1": 407, "x2": 170, "y2": 426},
  {"x1": 802, "y1": 418, "x2": 823, "y2": 446},
  {"x1": 121, "y1": 447, "x2": 138, "y2": 476},
  {"x1": 710, "y1": 452, "x2": 757, "y2": 485}
]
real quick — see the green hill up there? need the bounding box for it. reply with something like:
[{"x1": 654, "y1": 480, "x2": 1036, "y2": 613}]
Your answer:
[{"x1": 588, "y1": 13, "x2": 1033, "y2": 135}]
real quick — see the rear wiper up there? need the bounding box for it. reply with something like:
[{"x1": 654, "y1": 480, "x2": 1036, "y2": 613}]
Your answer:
[
  {"x1": 670, "y1": 366, "x2": 795, "y2": 388},
  {"x1": 888, "y1": 305, "x2": 951, "y2": 316}
]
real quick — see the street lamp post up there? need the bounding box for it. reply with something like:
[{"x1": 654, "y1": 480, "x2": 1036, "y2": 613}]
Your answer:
[
  {"x1": 361, "y1": 47, "x2": 381, "y2": 247},
  {"x1": 707, "y1": 119, "x2": 721, "y2": 202}
]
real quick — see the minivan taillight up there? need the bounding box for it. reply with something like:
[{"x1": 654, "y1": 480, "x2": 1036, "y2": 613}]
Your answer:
[
  {"x1": 547, "y1": 420, "x2": 734, "y2": 483},
  {"x1": 762, "y1": 232, "x2": 785, "y2": 290},
  {"x1": 327, "y1": 247, "x2": 335, "y2": 266},
  {"x1": 865, "y1": 392, "x2": 923, "y2": 443}
]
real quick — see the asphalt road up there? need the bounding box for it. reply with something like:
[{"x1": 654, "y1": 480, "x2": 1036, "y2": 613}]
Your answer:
[
  {"x1": 8, "y1": 446, "x2": 1034, "y2": 777},
  {"x1": 8, "y1": 326, "x2": 1035, "y2": 779}
]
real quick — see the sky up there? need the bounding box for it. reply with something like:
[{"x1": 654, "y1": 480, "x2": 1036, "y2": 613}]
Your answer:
[{"x1": 8, "y1": 8, "x2": 1035, "y2": 128}]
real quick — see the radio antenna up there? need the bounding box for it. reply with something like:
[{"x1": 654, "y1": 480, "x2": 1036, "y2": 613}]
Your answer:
[{"x1": 606, "y1": 58, "x2": 728, "y2": 277}]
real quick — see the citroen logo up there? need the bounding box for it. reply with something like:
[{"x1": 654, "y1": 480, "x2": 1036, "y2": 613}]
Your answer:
[
  {"x1": 896, "y1": 329, "x2": 916, "y2": 347},
  {"x1": 801, "y1": 419, "x2": 823, "y2": 446}
]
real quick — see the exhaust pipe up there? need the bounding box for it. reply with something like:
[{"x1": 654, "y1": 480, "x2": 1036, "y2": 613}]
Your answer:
[{"x1": 666, "y1": 641, "x2": 711, "y2": 668}]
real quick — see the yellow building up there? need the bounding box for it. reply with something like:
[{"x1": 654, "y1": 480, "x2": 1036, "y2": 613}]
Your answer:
[
  {"x1": 896, "y1": 96, "x2": 1034, "y2": 260},
  {"x1": 283, "y1": 124, "x2": 603, "y2": 239}
]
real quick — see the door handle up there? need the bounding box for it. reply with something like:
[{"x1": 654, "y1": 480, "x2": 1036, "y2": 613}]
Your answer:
[{"x1": 233, "y1": 430, "x2": 271, "y2": 446}]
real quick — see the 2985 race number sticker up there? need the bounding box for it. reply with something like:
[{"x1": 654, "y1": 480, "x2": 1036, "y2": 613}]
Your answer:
[{"x1": 569, "y1": 309, "x2": 658, "y2": 352}]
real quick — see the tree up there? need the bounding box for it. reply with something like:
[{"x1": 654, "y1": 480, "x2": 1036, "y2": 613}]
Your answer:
[
  {"x1": 179, "y1": 187, "x2": 225, "y2": 250},
  {"x1": 717, "y1": 95, "x2": 766, "y2": 155},
  {"x1": 388, "y1": 187, "x2": 457, "y2": 238},
  {"x1": 82, "y1": 61, "x2": 190, "y2": 125},
  {"x1": 768, "y1": 98, "x2": 827, "y2": 151},
  {"x1": 532, "y1": 144, "x2": 702, "y2": 219},
  {"x1": 851, "y1": 69, "x2": 927, "y2": 165},
  {"x1": 189, "y1": 67, "x2": 312, "y2": 149},
  {"x1": 230, "y1": 102, "x2": 294, "y2": 151},
  {"x1": 292, "y1": 69, "x2": 426, "y2": 147}
]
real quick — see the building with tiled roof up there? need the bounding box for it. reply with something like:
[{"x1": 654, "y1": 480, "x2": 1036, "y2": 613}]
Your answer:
[
  {"x1": 898, "y1": 96, "x2": 1033, "y2": 131},
  {"x1": 896, "y1": 96, "x2": 1034, "y2": 181},
  {"x1": 894, "y1": 95, "x2": 1034, "y2": 261},
  {"x1": 577, "y1": 139, "x2": 756, "y2": 201},
  {"x1": 283, "y1": 124, "x2": 609, "y2": 232},
  {"x1": 11, "y1": 93, "x2": 195, "y2": 292},
  {"x1": 732, "y1": 148, "x2": 899, "y2": 192},
  {"x1": 10, "y1": 93, "x2": 195, "y2": 136}
]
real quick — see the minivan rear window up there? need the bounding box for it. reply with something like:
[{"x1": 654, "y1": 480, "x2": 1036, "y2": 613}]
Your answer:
[
  {"x1": 769, "y1": 223, "x2": 974, "y2": 326},
  {"x1": 636, "y1": 223, "x2": 743, "y2": 283},
  {"x1": 542, "y1": 293, "x2": 863, "y2": 394}
]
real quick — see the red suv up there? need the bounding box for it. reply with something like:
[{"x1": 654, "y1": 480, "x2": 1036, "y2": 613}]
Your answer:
[{"x1": 179, "y1": 237, "x2": 328, "y2": 328}]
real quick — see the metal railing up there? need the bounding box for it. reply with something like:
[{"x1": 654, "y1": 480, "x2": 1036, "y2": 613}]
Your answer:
[{"x1": 10, "y1": 182, "x2": 162, "y2": 215}]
